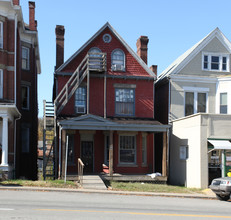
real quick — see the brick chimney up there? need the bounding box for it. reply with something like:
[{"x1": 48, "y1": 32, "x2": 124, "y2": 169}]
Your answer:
[
  {"x1": 150, "y1": 65, "x2": 158, "y2": 76},
  {"x1": 136, "y1": 36, "x2": 149, "y2": 64},
  {"x1": 29, "y1": 2, "x2": 37, "y2": 31},
  {"x1": 13, "y1": 0, "x2": 20, "y2": 5},
  {"x1": 55, "y1": 25, "x2": 65, "y2": 70}
]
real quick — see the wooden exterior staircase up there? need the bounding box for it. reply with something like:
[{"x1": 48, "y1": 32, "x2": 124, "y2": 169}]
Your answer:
[{"x1": 54, "y1": 52, "x2": 107, "y2": 116}]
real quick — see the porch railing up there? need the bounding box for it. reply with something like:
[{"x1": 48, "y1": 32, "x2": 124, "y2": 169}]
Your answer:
[{"x1": 78, "y1": 158, "x2": 84, "y2": 187}]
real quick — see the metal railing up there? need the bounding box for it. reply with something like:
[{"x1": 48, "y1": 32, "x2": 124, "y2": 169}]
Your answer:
[{"x1": 78, "y1": 158, "x2": 84, "y2": 187}]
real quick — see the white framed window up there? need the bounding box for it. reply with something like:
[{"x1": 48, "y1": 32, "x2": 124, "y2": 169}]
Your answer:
[
  {"x1": 0, "y1": 69, "x2": 3, "y2": 99},
  {"x1": 75, "y1": 87, "x2": 86, "y2": 114},
  {"x1": 22, "y1": 86, "x2": 29, "y2": 110},
  {"x1": 119, "y1": 135, "x2": 136, "y2": 164},
  {"x1": 142, "y1": 134, "x2": 147, "y2": 165},
  {"x1": 220, "y1": 93, "x2": 227, "y2": 114},
  {"x1": 111, "y1": 49, "x2": 125, "y2": 71},
  {"x1": 184, "y1": 87, "x2": 209, "y2": 116},
  {"x1": 202, "y1": 52, "x2": 229, "y2": 72},
  {"x1": 21, "y1": 126, "x2": 30, "y2": 153},
  {"x1": 0, "y1": 21, "x2": 3, "y2": 49},
  {"x1": 115, "y1": 88, "x2": 135, "y2": 116},
  {"x1": 179, "y1": 146, "x2": 188, "y2": 160},
  {"x1": 22, "y1": 47, "x2": 30, "y2": 70}
]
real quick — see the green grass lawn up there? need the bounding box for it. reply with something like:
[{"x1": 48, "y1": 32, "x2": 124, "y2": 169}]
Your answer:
[
  {"x1": 0, "y1": 179, "x2": 204, "y2": 194},
  {"x1": 109, "y1": 181, "x2": 204, "y2": 194},
  {"x1": 0, "y1": 179, "x2": 78, "y2": 188}
]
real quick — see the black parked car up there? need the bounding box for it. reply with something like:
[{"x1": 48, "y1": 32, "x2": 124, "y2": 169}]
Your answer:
[{"x1": 209, "y1": 177, "x2": 231, "y2": 201}]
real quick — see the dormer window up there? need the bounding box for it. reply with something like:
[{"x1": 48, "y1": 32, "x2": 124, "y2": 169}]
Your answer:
[
  {"x1": 202, "y1": 52, "x2": 229, "y2": 72},
  {"x1": 111, "y1": 49, "x2": 125, "y2": 71}
]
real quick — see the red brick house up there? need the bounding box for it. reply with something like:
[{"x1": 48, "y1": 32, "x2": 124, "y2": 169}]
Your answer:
[
  {"x1": 53, "y1": 23, "x2": 169, "y2": 178},
  {"x1": 0, "y1": 0, "x2": 40, "y2": 180}
]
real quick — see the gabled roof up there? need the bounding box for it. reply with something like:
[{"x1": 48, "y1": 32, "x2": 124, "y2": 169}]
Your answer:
[
  {"x1": 58, "y1": 114, "x2": 170, "y2": 132},
  {"x1": 55, "y1": 22, "x2": 155, "y2": 78},
  {"x1": 157, "y1": 28, "x2": 231, "y2": 82}
]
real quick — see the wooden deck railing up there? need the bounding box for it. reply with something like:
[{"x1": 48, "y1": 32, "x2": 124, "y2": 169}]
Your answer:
[
  {"x1": 78, "y1": 158, "x2": 84, "y2": 187},
  {"x1": 54, "y1": 52, "x2": 106, "y2": 116}
]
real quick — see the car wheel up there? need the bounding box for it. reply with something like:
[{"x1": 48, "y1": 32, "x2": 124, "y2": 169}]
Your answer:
[{"x1": 216, "y1": 194, "x2": 230, "y2": 201}]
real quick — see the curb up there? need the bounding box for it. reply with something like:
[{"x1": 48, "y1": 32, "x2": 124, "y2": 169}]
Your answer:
[{"x1": 0, "y1": 186, "x2": 217, "y2": 200}]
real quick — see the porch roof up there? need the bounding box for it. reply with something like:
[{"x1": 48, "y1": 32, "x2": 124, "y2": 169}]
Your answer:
[{"x1": 58, "y1": 114, "x2": 170, "y2": 132}]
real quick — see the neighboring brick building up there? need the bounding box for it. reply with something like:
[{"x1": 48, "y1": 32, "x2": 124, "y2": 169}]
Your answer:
[
  {"x1": 52, "y1": 23, "x2": 169, "y2": 178},
  {"x1": 0, "y1": 0, "x2": 40, "y2": 180}
]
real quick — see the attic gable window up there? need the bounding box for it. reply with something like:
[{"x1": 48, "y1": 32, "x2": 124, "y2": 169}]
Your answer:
[
  {"x1": 202, "y1": 53, "x2": 229, "y2": 72},
  {"x1": 111, "y1": 49, "x2": 125, "y2": 71}
]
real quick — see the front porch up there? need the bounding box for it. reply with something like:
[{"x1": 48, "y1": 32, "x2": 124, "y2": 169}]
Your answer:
[{"x1": 57, "y1": 114, "x2": 170, "y2": 181}]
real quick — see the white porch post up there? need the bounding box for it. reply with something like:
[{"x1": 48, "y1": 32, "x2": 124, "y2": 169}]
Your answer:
[{"x1": 1, "y1": 116, "x2": 8, "y2": 167}]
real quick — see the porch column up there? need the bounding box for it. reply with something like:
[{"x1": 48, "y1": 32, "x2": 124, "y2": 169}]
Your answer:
[
  {"x1": 109, "y1": 130, "x2": 113, "y2": 176},
  {"x1": 1, "y1": 116, "x2": 8, "y2": 167},
  {"x1": 61, "y1": 129, "x2": 66, "y2": 179},
  {"x1": 162, "y1": 131, "x2": 167, "y2": 176}
]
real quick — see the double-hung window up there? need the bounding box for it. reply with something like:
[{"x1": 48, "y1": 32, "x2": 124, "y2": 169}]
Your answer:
[
  {"x1": 119, "y1": 135, "x2": 136, "y2": 164},
  {"x1": 202, "y1": 53, "x2": 229, "y2": 72},
  {"x1": 75, "y1": 87, "x2": 86, "y2": 114},
  {"x1": 220, "y1": 93, "x2": 227, "y2": 114},
  {"x1": 184, "y1": 87, "x2": 208, "y2": 116},
  {"x1": 111, "y1": 49, "x2": 125, "y2": 71},
  {"x1": 0, "y1": 21, "x2": 3, "y2": 49},
  {"x1": 22, "y1": 86, "x2": 29, "y2": 110},
  {"x1": 115, "y1": 88, "x2": 135, "y2": 116},
  {"x1": 22, "y1": 47, "x2": 30, "y2": 70}
]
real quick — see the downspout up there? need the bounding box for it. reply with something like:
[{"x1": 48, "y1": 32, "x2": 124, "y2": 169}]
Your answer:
[
  {"x1": 58, "y1": 126, "x2": 62, "y2": 178},
  {"x1": 167, "y1": 77, "x2": 171, "y2": 178},
  {"x1": 13, "y1": 13, "x2": 18, "y2": 175},
  {"x1": 14, "y1": 13, "x2": 17, "y2": 105}
]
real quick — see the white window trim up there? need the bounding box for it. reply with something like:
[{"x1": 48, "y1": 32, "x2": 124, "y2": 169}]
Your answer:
[
  {"x1": 22, "y1": 46, "x2": 30, "y2": 70},
  {"x1": 183, "y1": 87, "x2": 209, "y2": 115},
  {"x1": 111, "y1": 49, "x2": 125, "y2": 71},
  {"x1": 22, "y1": 85, "x2": 29, "y2": 110},
  {"x1": 219, "y1": 92, "x2": 228, "y2": 114},
  {"x1": 0, "y1": 69, "x2": 3, "y2": 99},
  {"x1": 202, "y1": 52, "x2": 230, "y2": 72},
  {"x1": 0, "y1": 21, "x2": 3, "y2": 49},
  {"x1": 118, "y1": 135, "x2": 137, "y2": 165}
]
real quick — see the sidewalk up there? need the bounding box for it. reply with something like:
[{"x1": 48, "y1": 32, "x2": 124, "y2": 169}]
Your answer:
[{"x1": 0, "y1": 185, "x2": 217, "y2": 200}]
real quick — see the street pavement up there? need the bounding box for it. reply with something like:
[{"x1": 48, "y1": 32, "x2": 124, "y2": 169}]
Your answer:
[{"x1": 0, "y1": 184, "x2": 217, "y2": 200}]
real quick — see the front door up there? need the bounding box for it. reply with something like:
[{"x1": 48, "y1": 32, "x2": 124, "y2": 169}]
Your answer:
[{"x1": 81, "y1": 141, "x2": 93, "y2": 173}]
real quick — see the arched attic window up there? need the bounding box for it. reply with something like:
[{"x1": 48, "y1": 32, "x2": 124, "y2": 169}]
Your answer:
[
  {"x1": 88, "y1": 47, "x2": 102, "y2": 70},
  {"x1": 111, "y1": 49, "x2": 125, "y2": 71}
]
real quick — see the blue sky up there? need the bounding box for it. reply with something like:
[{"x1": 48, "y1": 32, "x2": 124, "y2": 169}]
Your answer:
[{"x1": 20, "y1": 0, "x2": 231, "y2": 117}]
